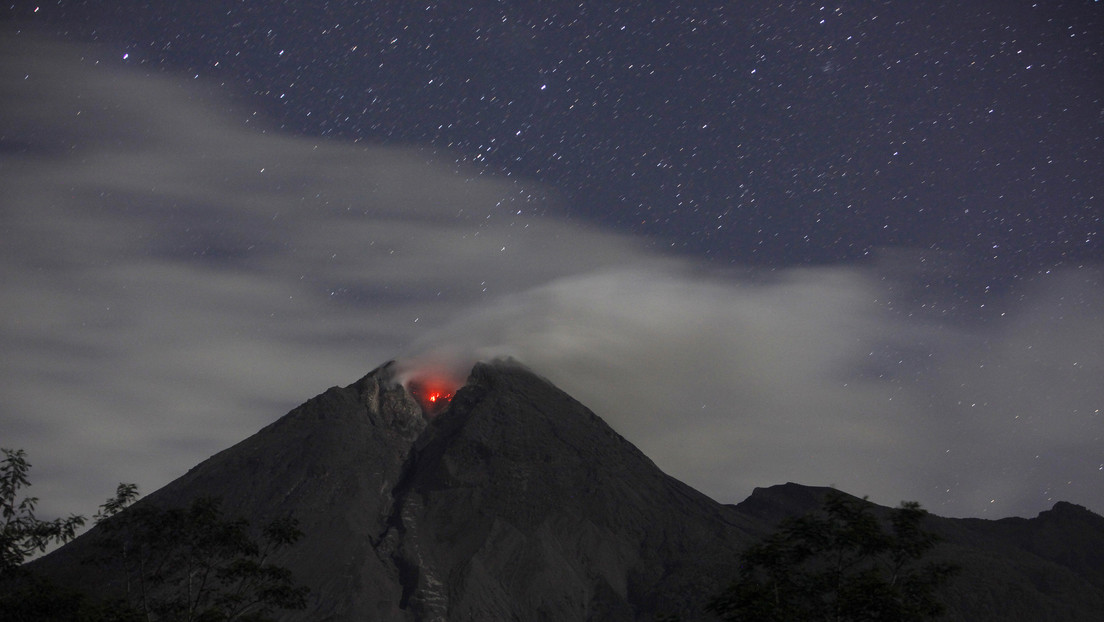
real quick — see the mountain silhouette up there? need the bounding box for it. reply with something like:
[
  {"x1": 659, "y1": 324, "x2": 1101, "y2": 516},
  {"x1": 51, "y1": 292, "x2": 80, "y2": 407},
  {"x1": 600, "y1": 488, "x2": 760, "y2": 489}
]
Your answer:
[{"x1": 24, "y1": 359, "x2": 1104, "y2": 620}]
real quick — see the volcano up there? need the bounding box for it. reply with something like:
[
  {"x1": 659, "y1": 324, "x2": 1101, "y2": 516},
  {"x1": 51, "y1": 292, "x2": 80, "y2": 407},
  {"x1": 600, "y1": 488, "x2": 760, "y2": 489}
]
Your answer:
[
  {"x1": 33, "y1": 359, "x2": 761, "y2": 620},
  {"x1": 404, "y1": 373, "x2": 458, "y2": 417},
  {"x1": 24, "y1": 359, "x2": 1104, "y2": 620}
]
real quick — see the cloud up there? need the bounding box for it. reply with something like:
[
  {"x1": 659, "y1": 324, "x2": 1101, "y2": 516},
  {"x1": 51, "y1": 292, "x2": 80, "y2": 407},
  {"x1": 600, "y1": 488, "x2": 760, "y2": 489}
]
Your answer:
[
  {"x1": 411, "y1": 262, "x2": 1104, "y2": 517},
  {"x1": 0, "y1": 32, "x2": 652, "y2": 516},
  {"x1": 2, "y1": 33, "x2": 1101, "y2": 524}
]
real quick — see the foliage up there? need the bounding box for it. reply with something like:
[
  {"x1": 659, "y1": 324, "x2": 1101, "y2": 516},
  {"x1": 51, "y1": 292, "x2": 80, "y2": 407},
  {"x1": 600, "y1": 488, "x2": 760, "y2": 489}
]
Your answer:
[
  {"x1": 93, "y1": 486, "x2": 309, "y2": 622},
  {"x1": 0, "y1": 574, "x2": 141, "y2": 622},
  {"x1": 0, "y1": 452, "x2": 308, "y2": 621},
  {"x1": 0, "y1": 448, "x2": 86, "y2": 580},
  {"x1": 95, "y1": 483, "x2": 141, "y2": 522},
  {"x1": 708, "y1": 491, "x2": 958, "y2": 622}
]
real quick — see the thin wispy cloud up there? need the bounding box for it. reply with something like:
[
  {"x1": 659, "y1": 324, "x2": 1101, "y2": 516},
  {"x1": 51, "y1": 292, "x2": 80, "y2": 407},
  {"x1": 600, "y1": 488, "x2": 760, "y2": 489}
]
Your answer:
[{"x1": 2, "y1": 34, "x2": 1101, "y2": 522}]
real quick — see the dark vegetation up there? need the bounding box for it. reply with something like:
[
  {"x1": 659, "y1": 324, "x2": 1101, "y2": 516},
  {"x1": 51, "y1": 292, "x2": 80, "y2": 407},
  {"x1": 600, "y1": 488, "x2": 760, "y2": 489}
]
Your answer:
[
  {"x1": 0, "y1": 448, "x2": 308, "y2": 621},
  {"x1": 708, "y1": 491, "x2": 958, "y2": 621},
  {"x1": 1, "y1": 448, "x2": 85, "y2": 580}
]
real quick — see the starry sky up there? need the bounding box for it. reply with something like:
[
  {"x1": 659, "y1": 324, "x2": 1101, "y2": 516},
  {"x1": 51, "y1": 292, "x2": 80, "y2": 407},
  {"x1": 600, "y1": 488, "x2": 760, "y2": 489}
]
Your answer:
[{"x1": 2, "y1": 2, "x2": 1102, "y2": 522}]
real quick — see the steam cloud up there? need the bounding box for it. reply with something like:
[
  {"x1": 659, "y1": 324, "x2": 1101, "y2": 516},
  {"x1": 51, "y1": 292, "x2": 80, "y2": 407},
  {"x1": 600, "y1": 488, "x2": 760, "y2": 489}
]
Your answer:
[
  {"x1": 2, "y1": 34, "x2": 1101, "y2": 521},
  {"x1": 409, "y1": 264, "x2": 1104, "y2": 517}
]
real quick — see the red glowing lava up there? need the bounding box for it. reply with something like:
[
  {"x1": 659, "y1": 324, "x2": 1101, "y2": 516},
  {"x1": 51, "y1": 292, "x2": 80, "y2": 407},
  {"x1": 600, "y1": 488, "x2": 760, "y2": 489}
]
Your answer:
[{"x1": 407, "y1": 376, "x2": 458, "y2": 416}]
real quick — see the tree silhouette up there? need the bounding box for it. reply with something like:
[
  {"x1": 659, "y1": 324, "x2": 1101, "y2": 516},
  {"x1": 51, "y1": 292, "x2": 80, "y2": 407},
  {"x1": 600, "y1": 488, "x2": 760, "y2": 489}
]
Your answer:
[
  {"x1": 708, "y1": 491, "x2": 958, "y2": 622},
  {"x1": 0, "y1": 448, "x2": 118, "y2": 620},
  {"x1": 93, "y1": 486, "x2": 309, "y2": 621},
  {"x1": 0, "y1": 454, "x2": 308, "y2": 621},
  {"x1": 0, "y1": 448, "x2": 85, "y2": 580}
]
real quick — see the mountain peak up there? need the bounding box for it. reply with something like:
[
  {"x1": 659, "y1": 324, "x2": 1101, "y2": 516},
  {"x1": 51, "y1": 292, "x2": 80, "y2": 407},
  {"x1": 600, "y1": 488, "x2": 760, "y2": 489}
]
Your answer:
[
  {"x1": 380, "y1": 357, "x2": 759, "y2": 620},
  {"x1": 29, "y1": 358, "x2": 757, "y2": 620},
  {"x1": 350, "y1": 360, "x2": 426, "y2": 438},
  {"x1": 24, "y1": 359, "x2": 1104, "y2": 621}
]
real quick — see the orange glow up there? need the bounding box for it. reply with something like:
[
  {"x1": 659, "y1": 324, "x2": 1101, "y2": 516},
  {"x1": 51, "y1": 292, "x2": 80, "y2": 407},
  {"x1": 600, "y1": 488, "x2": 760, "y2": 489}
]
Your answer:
[{"x1": 407, "y1": 376, "x2": 458, "y2": 416}]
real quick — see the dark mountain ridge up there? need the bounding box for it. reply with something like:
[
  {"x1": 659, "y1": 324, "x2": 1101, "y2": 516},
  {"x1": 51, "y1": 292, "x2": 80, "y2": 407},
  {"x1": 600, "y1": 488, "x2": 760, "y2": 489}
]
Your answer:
[
  {"x1": 23, "y1": 359, "x2": 1104, "y2": 620},
  {"x1": 735, "y1": 482, "x2": 1104, "y2": 620}
]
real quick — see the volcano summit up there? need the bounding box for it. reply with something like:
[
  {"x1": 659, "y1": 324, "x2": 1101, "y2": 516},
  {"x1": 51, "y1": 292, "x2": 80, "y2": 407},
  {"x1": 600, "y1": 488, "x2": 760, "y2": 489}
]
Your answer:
[
  {"x1": 32, "y1": 360, "x2": 760, "y2": 620},
  {"x1": 24, "y1": 359, "x2": 1104, "y2": 620}
]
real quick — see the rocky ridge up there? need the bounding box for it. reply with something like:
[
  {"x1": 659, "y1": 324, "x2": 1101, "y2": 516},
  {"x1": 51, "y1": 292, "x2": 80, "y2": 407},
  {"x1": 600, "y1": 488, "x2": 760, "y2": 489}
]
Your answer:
[{"x1": 24, "y1": 358, "x2": 1104, "y2": 621}]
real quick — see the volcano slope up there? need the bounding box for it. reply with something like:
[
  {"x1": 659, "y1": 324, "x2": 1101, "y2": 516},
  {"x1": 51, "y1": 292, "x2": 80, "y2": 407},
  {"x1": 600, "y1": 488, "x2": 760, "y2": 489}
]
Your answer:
[
  {"x1": 24, "y1": 359, "x2": 1104, "y2": 620},
  {"x1": 30, "y1": 360, "x2": 762, "y2": 621}
]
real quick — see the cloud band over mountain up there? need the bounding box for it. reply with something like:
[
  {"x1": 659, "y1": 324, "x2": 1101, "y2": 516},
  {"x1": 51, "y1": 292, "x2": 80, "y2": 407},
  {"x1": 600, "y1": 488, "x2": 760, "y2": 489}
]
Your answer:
[{"x1": 2, "y1": 33, "x2": 1101, "y2": 520}]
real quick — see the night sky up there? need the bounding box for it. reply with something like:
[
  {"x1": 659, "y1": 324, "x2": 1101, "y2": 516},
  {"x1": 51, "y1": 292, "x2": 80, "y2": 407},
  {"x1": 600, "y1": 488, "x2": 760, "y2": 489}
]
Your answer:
[{"x1": 2, "y1": 2, "x2": 1102, "y2": 522}]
